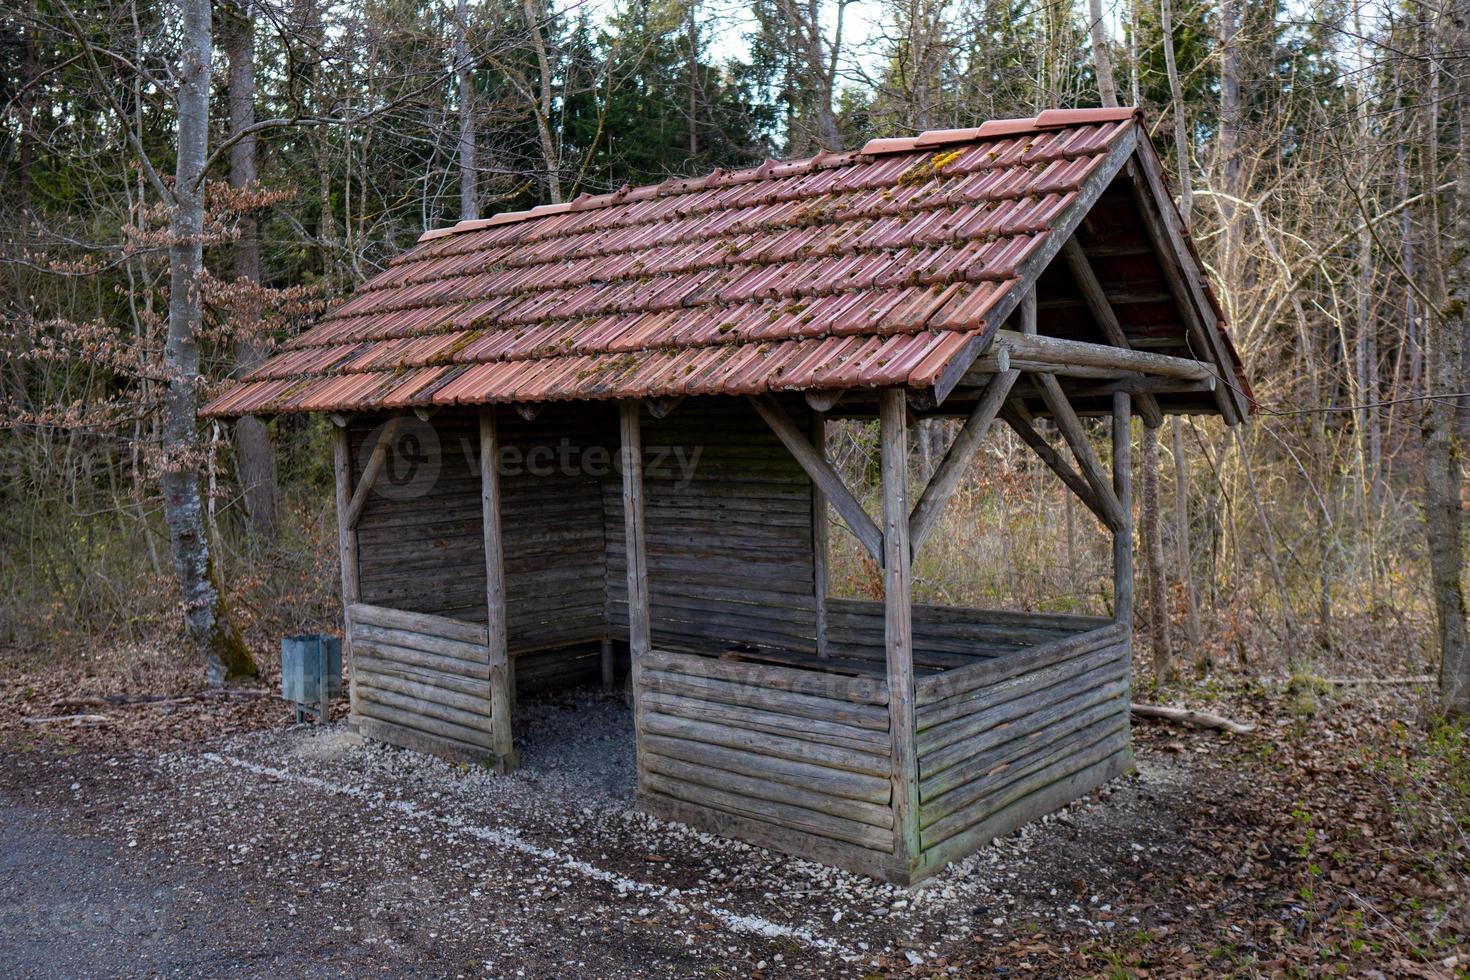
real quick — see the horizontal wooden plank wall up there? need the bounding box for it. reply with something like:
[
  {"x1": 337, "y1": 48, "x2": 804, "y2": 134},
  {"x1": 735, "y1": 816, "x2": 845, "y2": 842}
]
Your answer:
[
  {"x1": 353, "y1": 413, "x2": 487, "y2": 619},
  {"x1": 911, "y1": 622, "x2": 1133, "y2": 877},
  {"x1": 348, "y1": 602, "x2": 497, "y2": 765},
  {"x1": 605, "y1": 399, "x2": 819, "y2": 656},
  {"x1": 825, "y1": 597, "x2": 1110, "y2": 672},
  {"x1": 636, "y1": 648, "x2": 906, "y2": 880},
  {"x1": 352, "y1": 405, "x2": 610, "y2": 675}
]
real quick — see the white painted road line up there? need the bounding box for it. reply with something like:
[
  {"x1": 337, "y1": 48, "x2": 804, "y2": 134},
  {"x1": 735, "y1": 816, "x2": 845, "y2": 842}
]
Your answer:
[{"x1": 194, "y1": 752, "x2": 863, "y2": 961}]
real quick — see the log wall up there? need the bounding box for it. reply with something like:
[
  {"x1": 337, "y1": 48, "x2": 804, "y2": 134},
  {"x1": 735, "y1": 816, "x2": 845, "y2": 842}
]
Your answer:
[
  {"x1": 348, "y1": 602, "x2": 496, "y2": 765},
  {"x1": 911, "y1": 622, "x2": 1133, "y2": 876},
  {"x1": 635, "y1": 648, "x2": 904, "y2": 879},
  {"x1": 351, "y1": 406, "x2": 611, "y2": 678},
  {"x1": 605, "y1": 399, "x2": 820, "y2": 655}
]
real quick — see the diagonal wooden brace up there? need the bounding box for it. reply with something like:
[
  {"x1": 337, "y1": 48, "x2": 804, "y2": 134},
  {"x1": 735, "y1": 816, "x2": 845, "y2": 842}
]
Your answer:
[
  {"x1": 344, "y1": 414, "x2": 408, "y2": 530},
  {"x1": 1001, "y1": 401, "x2": 1114, "y2": 530},
  {"x1": 908, "y1": 368, "x2": 1019, "y2": 557},
  {"x1": 1032, "y1": 373, "x2": 1125, "y2": 531},
  {"x1": 748, "y1": 395, "x2": 884, "y2": 563}
]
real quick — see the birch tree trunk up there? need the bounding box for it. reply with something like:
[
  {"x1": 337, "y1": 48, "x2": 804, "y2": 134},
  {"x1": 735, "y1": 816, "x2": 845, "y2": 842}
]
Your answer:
[
  {"x1": 524, "y1": 0, "x2": 562, "y2": 204},
  {"x1": 1426, "y1": 0, "x2": 1470, "y2": 717},
  {"x1": 1159, "y1": 0, "x2": 1192, "y2": 219},
  {"x1": 165, "y1": 0, "x2": 255, "y2": 686},
  {"x1": 225, "y1": 0, "x2": 278, "y2": 544},
  {"x1": 456, "y1": 0, "x2": 478, "y2": 220},
  {"x1": 1087, "y1": 0, "x2": 1118, "y2": 107}
]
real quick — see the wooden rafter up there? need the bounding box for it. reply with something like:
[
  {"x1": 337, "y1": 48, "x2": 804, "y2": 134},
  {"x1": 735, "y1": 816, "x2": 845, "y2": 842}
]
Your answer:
[
  {"x1": 1000, "y1": 402, "x2": 1111, "y2": 527},
  {"x1": 749, "y1": 395, "x2": 884, "y2": 562},
  {"x1": 1034, "y1": 373, "x2": 1125, "y2": 531},
  {"x1": 1125, "y1": 150, "x2": 1244, "y2": 423}
]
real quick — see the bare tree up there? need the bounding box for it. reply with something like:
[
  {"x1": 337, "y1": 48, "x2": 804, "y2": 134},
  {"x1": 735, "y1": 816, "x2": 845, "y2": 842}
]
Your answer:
[
  {"x1": 165, "y1": 0, "x2": 256, "y2": 684},
  {"x1": 456, "y1": 0, "x2": 479, "y2": 220},
  {"x1": 224, "y1": 0, "x2": 278, "y2": 545},
  {"x1": 1086, "y1": 0, "x2": 1118, "y2": 107},
  {"x1": 1425, "y1": 0, "x2": 1470, "y2": 716}
]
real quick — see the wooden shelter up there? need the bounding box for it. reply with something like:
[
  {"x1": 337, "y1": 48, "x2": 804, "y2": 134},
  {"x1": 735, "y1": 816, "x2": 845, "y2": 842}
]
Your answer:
[{"x1": 204, "y1": 107, "x2": 1251, "y2": 885}]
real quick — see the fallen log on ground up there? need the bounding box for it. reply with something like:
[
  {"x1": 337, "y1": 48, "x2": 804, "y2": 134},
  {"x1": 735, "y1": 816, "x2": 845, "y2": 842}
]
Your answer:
[{"x1": 1130, "y1": 702, "x2": 1255, "y2": 734}]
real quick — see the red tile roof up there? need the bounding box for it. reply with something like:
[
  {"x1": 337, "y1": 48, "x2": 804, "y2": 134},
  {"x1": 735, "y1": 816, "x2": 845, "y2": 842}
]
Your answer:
[{"x1": 202, "y1": 107, "x2": 1229, "y2": 417}]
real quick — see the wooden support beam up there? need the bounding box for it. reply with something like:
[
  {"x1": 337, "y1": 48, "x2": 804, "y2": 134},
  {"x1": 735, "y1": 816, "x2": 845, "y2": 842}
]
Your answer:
[
  {"x1": 811, "y1": 413, "x2": 830, "y2": 658},
  {"x1": 479, "y1": 407, "x2": 517, "y2": 770},
  {"x1": 1112, "y1": 392, "x2": 1135, "y2": 625},
  {"x1": 1001, "y1": 402, "x2": 1112, "y2": 527},
  {"x1": 1126, "y1": 152, "x2": 1242, "y2": 423},
  {"x1": 343, "y1": 414, "x2": 407, "y2": 530},
  {"x1": 991, "y1": 330, "x2": 1217, "y2": 382},
  {"x1": 600, "y1": 637, "x2": 615, "y2": 692},
  {"x1": 1034, "y1": 373, "x2": 1126, "y2": 532},
  {"x1": 619, "y1": 401, "x2": 652, "y2": 791},
  {"x1": 748, "y1": 395, "x2": 884, "y2": 562},
  {"x1": 879, "y1": 388, "x2": 920, "y2": 869},
  {"x1": 1061, "y1": 237, "x2": 1164, "y2": 427},
  {"x1": 332, "y1": 425, "x2": 362, "y2": 728},
  {"x1": 908, "y1": 368, "x2": 1019, "y2": 556}
]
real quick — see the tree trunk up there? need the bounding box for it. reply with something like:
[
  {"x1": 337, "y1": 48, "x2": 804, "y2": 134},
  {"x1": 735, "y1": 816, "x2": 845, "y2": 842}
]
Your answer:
[
  {"x1": 1217, "y1": 0, "x2": 1242, "y2": 262},
  {"x1": 225, "y1": 0, "x2": 277, "y2": 545},
  {"x1": 1426, "y1": 0, "x2": 1470, "y2": 717},
  {"x1": 1140, "y1": 422, "x2": 1173, "y2": 682},
  {"x1": 165, "y1": 0, "x2": 256, "y2": 686},
  {"x1": 1171, "y1": 416, "x2": 1203, "y2": 664},
  {"x1": 524, "y1": 0, "x2": 562, "y2": 203},
  {"x1": 1159, "y1": 0, "x2": 1192, "y2": 219},
  {"x1": 456, "y1": 0, "x2": 478, "y2": 220},
  {"x1": 1087, "y1": 0, "x2": 1118, "y2": 107}
]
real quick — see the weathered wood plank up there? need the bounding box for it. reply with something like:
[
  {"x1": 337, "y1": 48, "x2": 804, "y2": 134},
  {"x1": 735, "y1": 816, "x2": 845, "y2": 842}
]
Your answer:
[
  {"x1": 639, "y1": 690, "x2": 890, "y2": 753},
  {"x1": 917, "y1": 738, "x2": 1130, "y2": 859},
  {"x1": 639, "y1": 668, "x2": 890, "y2": 730},
  {"x1": 348, "y1": 602, "x2": 489, "y2": 646},
  {"x1": 880, "y1": 387, "x2": 920, "y2": 871},
  {"x1": 639, "y1": 792, "x2": 906, "y2": 883},
  {"x1": 747, "y1": 395, "x2": 883, "y2": 561},
  {"x1": 643, "y1": 648, "x2": 889, "y2": 706},
  {"x1": 642, "y1": 712, "x2": 892, "y2": 779},
  {"x1": 643, "y1": 753, "x2": 895, "y2": 829},
  {"x1": 914, "y1": 622, "x2": 1126, "y2": 705},
  {"x1": 640, "y1": 733, "x2": 891, "y2": 803},
  {"x1": 351, "y1": 622, "x2": 489, "y2": 665},
  {"x1": 479, "y1": 406, "x2": 516, "y2": 768},
  {"x1": 641, "y1": 772, "x2": 894, "y2": 850}
]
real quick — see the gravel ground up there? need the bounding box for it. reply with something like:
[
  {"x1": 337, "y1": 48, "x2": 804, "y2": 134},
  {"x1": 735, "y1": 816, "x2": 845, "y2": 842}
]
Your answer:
[{"x1": 0, "y1": 688, "x2": 1216, "y2": 978}]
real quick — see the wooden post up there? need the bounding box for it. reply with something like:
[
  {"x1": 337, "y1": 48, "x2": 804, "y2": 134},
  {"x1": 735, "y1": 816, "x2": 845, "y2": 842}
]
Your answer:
[
  {"x1": 600, "y1": 636, "x2": 615, "y2": 692},
  {"x1": 811, "y1": 412, "x2": 829, "y2": 657},
  {"x1": 879, "y1": 388, "x2": 920, "y2": 874},
  {"x1": 332, "y1": 423, "x2": 361, "y2": 729},
  {"x1": 619, "y1": 401, "x2": 651, "y2": 789},
  {"x1": 1112, "y1": 392, "x2": 1134, "y2": 625},
  {"x1": 479, "y1": 406, "x2": 517, "y2": 770}
]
